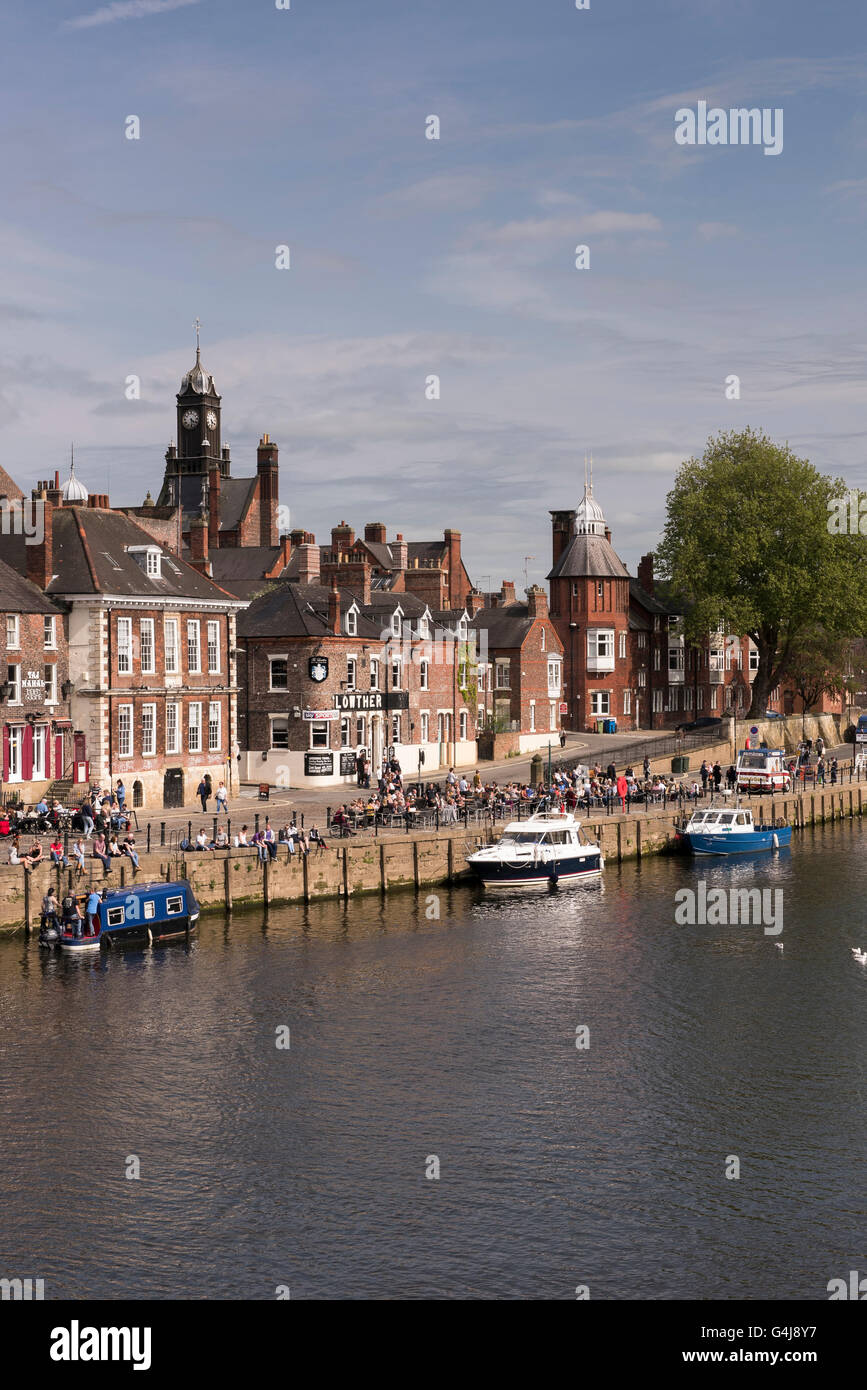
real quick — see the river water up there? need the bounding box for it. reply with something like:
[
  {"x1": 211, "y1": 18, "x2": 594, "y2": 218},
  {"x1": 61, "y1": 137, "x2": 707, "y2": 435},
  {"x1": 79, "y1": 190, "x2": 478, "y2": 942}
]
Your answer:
[{"x1": 2, "y1": 821, "x2": 866, "y2": 1300}]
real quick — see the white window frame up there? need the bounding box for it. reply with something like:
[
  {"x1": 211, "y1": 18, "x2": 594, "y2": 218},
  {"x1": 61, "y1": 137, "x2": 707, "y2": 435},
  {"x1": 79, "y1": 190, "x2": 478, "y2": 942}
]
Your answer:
[
  {"x1": 142, "y1": 703, "x2": 156, "y2": 757},
  {"x1": 346, "y1": 657, "x2": 357, "y2": 691},
  {"x1": 31, "y1": 724, "x2": 47, "y2": 780},
  {"x1": 140, "y1": 618, "x2": 155, "y2": 675},
  {"x1": 547, "y1": 660, "x2": 561, "y2": 695},
  {"x1": 8, "y1": 724, "x2": 22, "y2": 780},
  {"x1": 188, "y1": 701, "x2": 202, "y2": 753},
  {"x1": 117, "y1": 617, "x2": 133, "y2": 674},
  {"x1": 346, "y1": 609, "x2": 357, "y2": 637},
  {"x1": 43, "y1": 615, "x2": 56, "y2": 649},
  {"x1": 652, "y1": 689, "x2": 663, "y2": 713},
  {"x1": 44, "y1": 663, "x2": 57, "y2": 705},
  {"x1": 187, "y1": 620, "x2": 201, "y2": 675},
  {"x1": 459, "y1": 710, "x2": 468, "y2": 741},
  {"x1": 623, "y1": 689, "x2": 632, "y2": 716},
  {"x1": 420, "y1": 712, "x2": 429, "y2": 742},
  {"x1": 165, "y1": 618, "x2": 179, "y2": 675},
  {"x1": 420, "y1": 659, "x2": 429, "y2": 691},
  {"x1": 207, "y1": 620, "x2": 220, "y2": 674},
  {"x1": 270, "y1": 715, "x2": 289, "y2": 750},
  {"x1": 269, "y1": 656, "x2": 288, "y2": 691},
  {"x1": 495, "y1": 660, "x2": 510, "y2": 690},
  {"x1": 529, "y1": 700, "x2": 536, "y2": 732},
  {"x1": 590, "y1": 690, "x2": 610, "y2": 717},
  {"x1": 118, "y1": 703, "x2": 133, "y2": 758},
  {"x1": 370, "y1": 657, "x2": 379, "y2": 690},
  {"x1": 6, "y1": 615, "x2": 19, "y2": 649},
  {"x1": 166, "y1": 701, "x2": 180, "y2": 755},
  {"x1": 208, "y1": 700, "x2": 221, "y2": 753}
]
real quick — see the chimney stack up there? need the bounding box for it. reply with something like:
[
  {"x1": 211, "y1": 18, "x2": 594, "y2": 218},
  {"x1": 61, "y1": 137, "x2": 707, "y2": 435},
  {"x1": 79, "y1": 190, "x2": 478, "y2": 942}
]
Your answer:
[
  {"x1": 26, "y1": 492, "x2": 53, "y2": 591},
  {"x1": 637, "y1": 553, "x2": 655, "y2": 595},
  {"x1": 189, "y1": 514, "x2": 211, "y2": 575},
  {"x1": 208, "y1": 460, "x2": 221, "y2": 552},
  {"x1": 466, "y1": 589, "x2": 485, "y2": 617},
  {"x1": 444, "y1": 528, "x2": 464, "y2": 607},
  {"x1": 296, "y1": 543, "x2": 320, "y2": 585},
  {"x1": 328, "y1": 580, "x2": 341, "y2": 635},
  {"x1": 550, "y1": 509, "x2": 577, "y2": 568},
  {"x1": 500, "y1": 579, "x2": 516, "y2": 606},
  {"x1": 526, "y1": 584, "x2": 548, "y2": 619},
  {"x1": 365, "y1": 521, "x2": 387, "y2": 544},
  {"x1": 331, "y1": 521, "x2": 355, "y2": 552},
  {"x1": 256, "y1": 433, "x2": 279, "y2": 547},
  {"x1": 391, "y1": 532, "x2": 408, "y2": 570}
]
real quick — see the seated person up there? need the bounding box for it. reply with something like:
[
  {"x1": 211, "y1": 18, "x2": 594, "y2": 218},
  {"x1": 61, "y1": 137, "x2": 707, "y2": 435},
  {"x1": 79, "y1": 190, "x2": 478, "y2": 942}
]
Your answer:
[
  {"x1": 25, "y1": 840, "x2": 43, "y2": 869},
  {"x1": 49, "y1": 838, "x2": 68, "y2": 867},
  {"x1": 195, "y1": 829, "x2": 211, "y2": 851}
]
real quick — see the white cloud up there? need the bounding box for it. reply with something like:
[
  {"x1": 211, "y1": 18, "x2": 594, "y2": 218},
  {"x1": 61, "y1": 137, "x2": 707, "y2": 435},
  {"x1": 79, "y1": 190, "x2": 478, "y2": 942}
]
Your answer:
[
  {"x1": 698, "y1": 221, "x2": 739, "y2": 240},
  {"x1": 65, "y1": 0, "x2": 201, "y2": 30}
]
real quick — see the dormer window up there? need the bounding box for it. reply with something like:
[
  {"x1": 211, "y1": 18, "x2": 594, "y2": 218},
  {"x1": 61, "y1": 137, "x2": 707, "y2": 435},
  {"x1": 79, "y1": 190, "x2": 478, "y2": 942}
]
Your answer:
[
  {"x1": 391, "y1": 609, "x2": 402, "y2": 638},
  {"x1": 418, "y1": 614, "x2": 430, "y2": 639},
  {"x1": 127, "y1": 545, "x2": 161, "y2": 578},
  {"x1": 457, "y1": 616, "x2": 468, "y2": 640},
  {"x1": 345, "y1": 608, "x2": 357, "y2": 636}
]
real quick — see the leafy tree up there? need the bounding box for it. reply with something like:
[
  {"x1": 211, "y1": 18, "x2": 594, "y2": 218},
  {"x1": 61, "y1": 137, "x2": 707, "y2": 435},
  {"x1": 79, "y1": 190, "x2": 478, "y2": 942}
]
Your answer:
[
  {"x1": 655, "y1": 427, "x2": 867, "y2": 718},
  {"x1": 786, "y1": 629, "x2": 856, "y2": 715}
]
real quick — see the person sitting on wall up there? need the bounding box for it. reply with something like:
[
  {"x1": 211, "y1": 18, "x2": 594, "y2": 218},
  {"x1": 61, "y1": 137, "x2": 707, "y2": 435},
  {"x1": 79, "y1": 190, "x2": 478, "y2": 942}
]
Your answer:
[
  {"x1": 235, "y1": 826, "x2": 249, "y2": 847},
  {"x1": 195, "y1": 828, "x2": 211, "y2": 851},
  {"x1": 49, "y1": 838, "x2": 68, "y2": 868},
  {"x1": 212, "y1": 828, "x2": 229, "y2": 849},
  {"x1": 92, "y1": 834, "x2": 112, "y2": 877},
  {"x1": 309, "y1": 825, "x2": 328, "y2": 853},
  {"x1": 122, "y1": 832, "x2": 140, "y2": 872},
  {"x1": 25, "y1": 840, "x2": 43, "y2": 870}
]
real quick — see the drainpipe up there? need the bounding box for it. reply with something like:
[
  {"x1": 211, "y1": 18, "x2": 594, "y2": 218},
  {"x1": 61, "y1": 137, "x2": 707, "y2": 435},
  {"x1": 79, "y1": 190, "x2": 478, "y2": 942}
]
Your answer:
[{"x1": 106, "y1": 607, "x2": 113, "y2": 788}]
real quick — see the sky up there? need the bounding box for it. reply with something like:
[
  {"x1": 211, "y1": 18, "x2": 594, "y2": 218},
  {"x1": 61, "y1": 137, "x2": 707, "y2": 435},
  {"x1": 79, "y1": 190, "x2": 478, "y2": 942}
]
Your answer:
[{"x1": 2, "y1": 0, "x2": 867, "y2": 590}]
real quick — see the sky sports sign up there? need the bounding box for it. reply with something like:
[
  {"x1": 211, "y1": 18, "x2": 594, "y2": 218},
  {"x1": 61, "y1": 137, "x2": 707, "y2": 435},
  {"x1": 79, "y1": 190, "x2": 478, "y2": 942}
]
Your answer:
[{"x1": 675, "y1": 101, "x2": 783, "y2": 157}]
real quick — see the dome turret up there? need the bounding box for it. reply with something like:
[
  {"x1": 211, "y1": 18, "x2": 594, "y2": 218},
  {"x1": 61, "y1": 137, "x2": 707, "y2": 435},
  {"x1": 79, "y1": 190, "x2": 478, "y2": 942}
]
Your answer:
[{"x1": 61, "y1": 452, "x2": 88, "y2": 505}]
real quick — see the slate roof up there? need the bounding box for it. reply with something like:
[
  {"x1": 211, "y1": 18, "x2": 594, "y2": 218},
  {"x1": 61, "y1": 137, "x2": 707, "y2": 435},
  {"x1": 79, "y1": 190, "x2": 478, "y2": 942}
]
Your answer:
[
  {"x1": 206, "y1": 546, "x2": 284, "y2": 600},
  {"x1": 472, "y1": 602, "x2": 552, "y2": 650},
  {"x1": 629, "y1": 577, "x2": 670, "y2": 616},
  {"x1": 547, "y1": 532, "x2": 629, "y2": 580},
  {"x1": 239, "y1": 582, "x2": 383, "y2": 641},
  {"x1": 39, "y1": 507, "x2": 238, "y2": 601},
  {"x1": 215, "y1": 476, "x2": 257, "y2": 533},
  {"x1": 0, "y1": 556, "x2": 64, "y2": 615},
  {"x1": 0, "y1": 464, "x2": 25, "y2": 502}
]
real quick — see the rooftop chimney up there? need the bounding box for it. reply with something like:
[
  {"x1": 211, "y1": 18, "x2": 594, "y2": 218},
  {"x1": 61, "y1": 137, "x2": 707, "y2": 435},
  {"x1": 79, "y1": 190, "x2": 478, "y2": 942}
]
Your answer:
[
  {"x1": 328, "y1": 580, "x2": 341, "y2": 635},
  {"x1": 296, "y1": 542, "x2": 320, "y2": 585},
  {"x1": 331, "y1": 521, "x2": 355, "y2": 552},
  {"x1": 526, "y1": 584, "x2": 548, "y2": 619},
  {"x1": 208, "y1": 459, "x2": 221, "y2": 553},
  {"x1": 256, "y1": 434, "x2": 279, "y2": 548},
  {"x1": 637, "y1": 553, "x2": 655, "y2": 596},
  {"x1": 500, "y1": 579, "x2": 516, "y2": 606},
  {"x1": 444, "y1": 528, "x2": 464, "y2": 607},
  {"x1": 365, "y1": 521, "x2": 387, "y2": 544},
  {"x1": 391, "y1": 532, "x2": 408, "y2": 570},
  {"x1": 466, "y1": 589, "x2": 485, "y2": 617},
  {"x1": 550, "y1": 509, "x2": 577, "y2": 568},
  {"x1": 189, "y1": 514, "x2": 211, "y2": 575},
  {"x1": 26, "y1": 492, "x2": 53, "y2": 591}
]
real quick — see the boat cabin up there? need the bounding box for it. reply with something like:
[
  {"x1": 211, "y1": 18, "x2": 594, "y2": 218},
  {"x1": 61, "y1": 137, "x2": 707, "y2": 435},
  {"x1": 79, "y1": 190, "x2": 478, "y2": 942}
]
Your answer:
[{"x1": 686, "y1": 809, "x2": 754, "y2": 832}]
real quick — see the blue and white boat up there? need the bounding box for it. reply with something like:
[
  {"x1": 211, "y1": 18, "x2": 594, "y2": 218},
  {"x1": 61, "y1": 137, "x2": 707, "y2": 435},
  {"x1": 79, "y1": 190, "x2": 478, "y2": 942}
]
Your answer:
[
  {"x1": 466, "y1": 811, "x2": 604, "y2": 889},
  {"x1": 679, "y1": 806, "x2": 792, "y2": 856},
  {"x1": 58, "y1": 880, "x2": 199, "y2": 949}
]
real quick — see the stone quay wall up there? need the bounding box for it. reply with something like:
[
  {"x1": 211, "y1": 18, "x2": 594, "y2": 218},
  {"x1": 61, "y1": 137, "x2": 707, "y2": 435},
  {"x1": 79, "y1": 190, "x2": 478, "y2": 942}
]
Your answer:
[{"x1": 0, "y1": 782, "x2": 863, "y2": 933}]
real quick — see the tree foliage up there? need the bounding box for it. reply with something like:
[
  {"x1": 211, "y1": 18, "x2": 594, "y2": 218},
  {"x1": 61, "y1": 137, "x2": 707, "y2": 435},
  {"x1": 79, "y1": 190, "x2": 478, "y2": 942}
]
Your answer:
[{"x1": 655, "y1": 427, "x2": 867, "y2": 717}]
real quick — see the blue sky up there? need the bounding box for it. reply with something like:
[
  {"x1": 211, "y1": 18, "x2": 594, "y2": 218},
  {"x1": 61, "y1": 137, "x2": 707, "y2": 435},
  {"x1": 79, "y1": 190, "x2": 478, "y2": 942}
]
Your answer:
[{"x1": 2, "y1": 0, "x2": 867, "y2": 588}]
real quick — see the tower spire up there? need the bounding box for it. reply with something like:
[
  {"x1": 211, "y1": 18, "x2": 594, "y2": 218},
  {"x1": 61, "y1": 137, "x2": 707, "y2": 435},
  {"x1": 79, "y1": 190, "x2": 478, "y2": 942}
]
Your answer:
[{"x1": 193, "y1": 316, "x2": 201, "y2": 361}]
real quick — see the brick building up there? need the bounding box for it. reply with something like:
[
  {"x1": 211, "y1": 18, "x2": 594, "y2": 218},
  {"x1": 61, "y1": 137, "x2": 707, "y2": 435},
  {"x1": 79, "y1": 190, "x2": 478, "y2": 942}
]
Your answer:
[
  {"x1": 0, "y1": 556, "x2": 72, "y2": 802},
  {"x1": 237, "y1": 578, "x2": 478, "y2": 788},
  {"x1": 472, "y1": 583, "x2": 564, "y2": 753},
  {"x1": 7, "y1": 468, "x2": 243, "y2": 809}
]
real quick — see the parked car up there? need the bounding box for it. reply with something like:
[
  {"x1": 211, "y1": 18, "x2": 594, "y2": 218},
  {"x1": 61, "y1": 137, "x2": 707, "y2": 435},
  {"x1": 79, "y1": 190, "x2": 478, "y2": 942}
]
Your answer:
[
  {"x1": 763, "y1": 709, "x2": 784, "y2": 720},
  {"x1": 675, "y1": 716, "x2": 722, "y2": 733}
]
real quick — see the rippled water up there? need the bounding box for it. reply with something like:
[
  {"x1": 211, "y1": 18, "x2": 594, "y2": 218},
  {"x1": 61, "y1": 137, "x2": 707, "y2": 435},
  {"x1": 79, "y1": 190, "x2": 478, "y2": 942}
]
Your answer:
[{"x1": 2, "y1": 820, "x2": 867, "y2": 1299}]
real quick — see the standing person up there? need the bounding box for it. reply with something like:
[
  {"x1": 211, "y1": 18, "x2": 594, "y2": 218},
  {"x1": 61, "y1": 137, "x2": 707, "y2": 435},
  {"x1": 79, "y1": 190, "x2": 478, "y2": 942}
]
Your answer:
[
  {"x1": 71, "y1": 839, "x2": 86, "y2": 877},
  {"x1": 85, "y1": 887, "x2": 101, "y2": 937},
  {"x1": 643, "y1": 755, "x2": 650, "y2": 779},
  {"x1": 559, "y1": 729, "x2": 566, "y2": 749},
  {"x1": 606, "y1": 761, "x2": 617, "y2": 784},
  {"x1": 700, "y1": 760, "x2": 709, "y2": 796},
  {"x1": 115, "y1": 780, "x2": 126, "y2": 815},
  {"x1": 616, "y1": 773, "x2": 628, "y2": 814},
  {"x1": 712, "y1": 761, "x2": 722, "y2": 793},
  {"x1": 80, "y1": 798, "x2": 95, "y2": 840},
  {"x1": 830, "y1": 757, "x2": 838, "y2": 785},
  {"x1": 816, "y1": 735, "x2": 824, "y2": 758},
  {"x1": 817, "y1": 756, "x2": 826, "y2": 786},
  {"x1": 215, "y1": 781, "x2": 228, "y2": 815},
  {"x1": 197, "y1": 777, "x2": 209, "y2": 813}
]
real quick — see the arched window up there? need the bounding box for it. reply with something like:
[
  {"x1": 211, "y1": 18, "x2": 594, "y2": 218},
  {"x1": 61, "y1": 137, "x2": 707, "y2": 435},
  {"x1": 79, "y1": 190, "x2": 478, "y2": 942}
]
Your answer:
[{"x1": 133, "y1": 780, "x2": 144, "y2": 808}]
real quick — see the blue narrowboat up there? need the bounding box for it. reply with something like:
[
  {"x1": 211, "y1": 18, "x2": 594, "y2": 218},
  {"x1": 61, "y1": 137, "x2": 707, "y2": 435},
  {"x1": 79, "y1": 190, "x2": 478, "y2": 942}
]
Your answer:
[{"x1": 58, "y1": 880, "x2": 199, "y2": 950}]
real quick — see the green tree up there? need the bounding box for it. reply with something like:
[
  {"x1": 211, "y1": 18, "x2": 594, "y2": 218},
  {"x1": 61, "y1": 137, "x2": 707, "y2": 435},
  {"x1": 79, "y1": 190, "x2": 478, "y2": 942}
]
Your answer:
[
  {"x1": 786, "y1": 629, "x2": 855, "y2": 716},
  {"x1": 655, "y1": 427, "x2": 867, "y2": 719}
]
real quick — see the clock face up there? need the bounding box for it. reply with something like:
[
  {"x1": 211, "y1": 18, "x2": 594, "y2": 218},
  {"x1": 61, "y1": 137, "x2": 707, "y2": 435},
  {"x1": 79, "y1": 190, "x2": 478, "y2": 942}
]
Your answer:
[
  {"x1": 206, "y1": 410, "x2": 218, "y2": 430},
  {"x1": 182, "y1": 409, "x2": 199, "y2": 430}
]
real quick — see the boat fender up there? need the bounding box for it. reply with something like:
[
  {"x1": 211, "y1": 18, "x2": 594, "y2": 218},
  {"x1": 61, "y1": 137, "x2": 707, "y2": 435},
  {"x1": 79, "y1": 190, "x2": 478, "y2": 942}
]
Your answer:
[
  {"x1": 772, "y1": 832, "x2": 779, "y2": 849},
  {"x1": 147, "y1": 927, "x2": 153, "y2": 944}
]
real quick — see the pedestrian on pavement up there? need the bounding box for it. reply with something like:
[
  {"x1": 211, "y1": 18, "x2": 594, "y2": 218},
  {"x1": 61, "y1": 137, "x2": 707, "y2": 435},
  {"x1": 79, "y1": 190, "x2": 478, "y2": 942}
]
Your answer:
[
  {"x1": 700, "y1": 760, "x2": 709, "y2": 795},
  {"x1": 712, "y1": 762, "x2": 722, "y2": 792},
  {"x1": 116, "y1": 780, "x2": 126, "y2": 814},
  {"x1": 831, "y1": 757, "x2": 838, "y2": 785},
  {"x1": 643, "y1": 755, "x2": 650, "y2": 779},
  {"x1": 197, "y1": 778, "x2": 209, "y2": 813},
  {"x1": 215, "y1": 781, "x2": 228, "y2": 815},
  {"x1": 559, "y1": 730, "x2": 566, "y2": 749}
]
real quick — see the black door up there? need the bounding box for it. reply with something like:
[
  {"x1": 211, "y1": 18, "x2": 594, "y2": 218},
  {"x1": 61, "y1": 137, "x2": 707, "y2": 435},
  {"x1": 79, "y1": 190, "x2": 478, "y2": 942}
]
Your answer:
[{"x1": 163, "y1": 768, "x2": 184, "y2": 809}]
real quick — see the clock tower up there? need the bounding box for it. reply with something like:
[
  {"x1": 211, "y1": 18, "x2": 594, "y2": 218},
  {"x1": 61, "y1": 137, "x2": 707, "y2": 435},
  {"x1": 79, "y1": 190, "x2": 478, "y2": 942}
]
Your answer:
[{"x1": 158, "y1": 322, "x2": 230, "y2": 513}]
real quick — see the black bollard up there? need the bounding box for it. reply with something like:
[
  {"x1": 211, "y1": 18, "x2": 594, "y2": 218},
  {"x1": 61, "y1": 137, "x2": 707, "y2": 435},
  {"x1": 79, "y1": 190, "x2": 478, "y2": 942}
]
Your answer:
[
  {"x1": 213, "y1": 816, "x2": 218, "y2": 842},
  {"x1": 326, "y1": 807, "x2": 331, "y2": 828},
  {"x1": 160, "y1": 821, "x2": 166, "y2": 846},
  {"x1": 147, "y1": 823, "x2": 151, "y2": 853},
  {"x1": 187, "y1": 820, "x2": 192, "y2": 843},
  {"x1": 255, "y1": 813, "x2": 260, "y2": 833}
]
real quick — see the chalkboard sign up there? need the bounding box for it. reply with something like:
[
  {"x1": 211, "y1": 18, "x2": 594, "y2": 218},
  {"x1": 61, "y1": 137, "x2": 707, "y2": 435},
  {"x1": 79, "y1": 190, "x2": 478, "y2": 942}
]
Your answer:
[
  {"x1": 339, "y1": 751, "x2": 357, "y2": 775},
  {"x1": 305, "y1": 752, "x2": 334, "y2": 776}
]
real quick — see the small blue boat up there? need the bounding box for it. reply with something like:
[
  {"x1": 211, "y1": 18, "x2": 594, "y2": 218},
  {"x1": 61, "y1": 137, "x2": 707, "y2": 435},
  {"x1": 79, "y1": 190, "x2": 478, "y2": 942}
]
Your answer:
[
  {"x1": 679, "y1": 806, "x2": 792, "y2": 856},
  {"x1": 58, "y1": 880, "x2": 199, "y2": 949}
]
